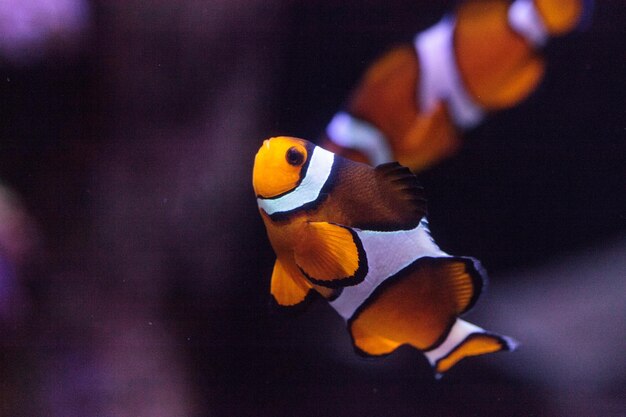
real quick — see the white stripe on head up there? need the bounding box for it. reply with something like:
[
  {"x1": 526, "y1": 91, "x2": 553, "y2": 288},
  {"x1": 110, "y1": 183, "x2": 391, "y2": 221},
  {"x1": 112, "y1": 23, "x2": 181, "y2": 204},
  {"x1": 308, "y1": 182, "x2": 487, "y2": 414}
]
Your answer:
[
  {"x1": 326, "y1": 112, "x2": 394, "y2": 166},
  {"x1": 415, "y1": 17, "x2": 485, "y2": 129},
  {"x1": 257, "y1": 145, "x2": 335, "y2": 216},
  {"x1": 508, "y1": 0, "x2": 549, "y2": 47}
]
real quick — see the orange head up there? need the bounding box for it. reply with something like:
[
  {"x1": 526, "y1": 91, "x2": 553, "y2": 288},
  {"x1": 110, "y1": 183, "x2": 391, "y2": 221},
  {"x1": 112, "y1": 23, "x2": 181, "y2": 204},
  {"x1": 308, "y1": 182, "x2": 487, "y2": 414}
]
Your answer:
[{"x1": 252, "y1": 136, "x2": 311, "y2": 198}]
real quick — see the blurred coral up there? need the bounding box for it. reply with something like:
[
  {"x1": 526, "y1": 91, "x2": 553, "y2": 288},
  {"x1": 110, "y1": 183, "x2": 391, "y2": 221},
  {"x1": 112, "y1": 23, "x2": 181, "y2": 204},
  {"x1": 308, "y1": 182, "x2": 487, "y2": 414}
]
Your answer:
[
  {"x1": 0, "y1": 0, "x2": 90, "y2": 64},
  {"x1": 0, "y1": 183, "x2": 37, "y2": 320}
]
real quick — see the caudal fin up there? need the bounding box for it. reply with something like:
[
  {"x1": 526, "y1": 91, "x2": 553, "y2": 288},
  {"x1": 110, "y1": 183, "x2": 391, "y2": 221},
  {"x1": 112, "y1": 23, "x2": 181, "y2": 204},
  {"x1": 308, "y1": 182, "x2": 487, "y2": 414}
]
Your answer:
[
  {"x1": 424, "y1": 319, "x2": 518, "y2": 378},
  {"x1": 534, "y1": 0, "x2": 592, "y2": 35}
]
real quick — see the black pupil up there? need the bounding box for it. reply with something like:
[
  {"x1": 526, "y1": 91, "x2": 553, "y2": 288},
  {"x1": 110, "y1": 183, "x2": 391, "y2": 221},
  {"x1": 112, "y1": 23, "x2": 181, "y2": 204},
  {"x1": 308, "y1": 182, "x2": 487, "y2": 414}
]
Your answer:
[{"x1": 286, "y1": 147, "x2": 304, "y2": 166}]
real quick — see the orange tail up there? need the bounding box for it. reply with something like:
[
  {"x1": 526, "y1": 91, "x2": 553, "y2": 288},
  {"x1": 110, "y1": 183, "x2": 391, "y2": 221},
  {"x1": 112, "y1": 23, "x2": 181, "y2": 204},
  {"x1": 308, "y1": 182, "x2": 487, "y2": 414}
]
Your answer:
[{"x1": 424, "y1": 319, "x2": 518, "y2": 378}]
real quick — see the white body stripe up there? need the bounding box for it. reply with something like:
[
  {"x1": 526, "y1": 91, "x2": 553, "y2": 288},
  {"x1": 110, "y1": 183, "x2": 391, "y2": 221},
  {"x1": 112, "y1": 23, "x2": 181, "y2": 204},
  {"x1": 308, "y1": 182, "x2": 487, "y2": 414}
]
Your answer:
[
  {"x1": 415, "y1": 17, "x2": 485, "y2": 129},
  {"x1": 257, "y1": 146, "x2": 334, "y2": 216},
  {"x1": 326, "y1": 112, "x2": 394, "y2": 166},
  {"x1": 423, "y1": 319, "x2": 485, "y2": 366},
  {"x1": 329, "y1": 219, "x2": 448, "y2": 320},
  {"x1": 508, "y1": 0, "x2": 549, "y2": 47}
]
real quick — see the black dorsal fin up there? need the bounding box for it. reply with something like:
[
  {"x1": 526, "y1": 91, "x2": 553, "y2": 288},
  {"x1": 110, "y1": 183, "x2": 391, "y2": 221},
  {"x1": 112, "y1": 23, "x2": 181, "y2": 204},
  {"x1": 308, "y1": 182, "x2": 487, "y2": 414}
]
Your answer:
[
  {"x1": 321, "y1": 157, "x2": 428, "y2": 231},
  {"x1": 372, "y1": 162, "x2": 428, "y2": 225}
]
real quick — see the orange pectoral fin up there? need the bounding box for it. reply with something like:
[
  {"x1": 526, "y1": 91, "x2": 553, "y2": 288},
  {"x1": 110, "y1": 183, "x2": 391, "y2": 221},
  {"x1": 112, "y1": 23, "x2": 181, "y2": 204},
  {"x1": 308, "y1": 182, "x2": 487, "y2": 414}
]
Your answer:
[
  {"x1": 294, "y1": 222, "x2": 367, "y2": 288},
  {"x1": 270, "y1": 259, "x2": 312, "y2": 306}
]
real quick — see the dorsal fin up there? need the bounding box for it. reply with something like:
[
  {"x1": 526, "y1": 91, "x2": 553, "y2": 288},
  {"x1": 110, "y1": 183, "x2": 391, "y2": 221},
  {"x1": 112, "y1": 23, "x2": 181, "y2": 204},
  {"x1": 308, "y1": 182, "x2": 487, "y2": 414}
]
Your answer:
[
  {"x1": 373, "y1": 161, "x2": 428, "y2": 221},
  {"x1": 375, "y1": 162, "x2": 425, "y2": 198},
  {"x1": 319, "y1": 157, "x2": 427, "y2": 231}
]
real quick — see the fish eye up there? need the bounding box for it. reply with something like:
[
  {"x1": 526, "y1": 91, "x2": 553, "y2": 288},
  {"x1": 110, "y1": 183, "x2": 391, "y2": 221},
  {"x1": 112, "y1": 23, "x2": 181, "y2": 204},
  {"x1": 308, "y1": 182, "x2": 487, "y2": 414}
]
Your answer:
[{"x1": 286, "y1": 146, "x2": 305, "y2": 166}]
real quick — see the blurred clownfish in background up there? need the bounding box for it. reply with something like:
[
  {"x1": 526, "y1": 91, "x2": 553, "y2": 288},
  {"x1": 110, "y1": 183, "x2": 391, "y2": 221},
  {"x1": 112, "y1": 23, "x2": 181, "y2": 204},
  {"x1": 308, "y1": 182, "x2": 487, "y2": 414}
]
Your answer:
[
  {"x1": 253, "y1": 137, "x2": 517, "y2": 377},
  {"x1": 321, "y1": 0, "x2": 592, "y2": 171}
]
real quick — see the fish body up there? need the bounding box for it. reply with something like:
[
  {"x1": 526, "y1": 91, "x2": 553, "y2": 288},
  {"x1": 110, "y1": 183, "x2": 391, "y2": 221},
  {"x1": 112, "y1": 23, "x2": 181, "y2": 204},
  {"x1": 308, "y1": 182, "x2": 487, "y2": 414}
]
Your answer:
[
  {"x1": 322, "y1": 0, "x2": 590, "y2": 171},
  {"x1": 253, "y1": 136, "x2": 516, "y2": 376}
]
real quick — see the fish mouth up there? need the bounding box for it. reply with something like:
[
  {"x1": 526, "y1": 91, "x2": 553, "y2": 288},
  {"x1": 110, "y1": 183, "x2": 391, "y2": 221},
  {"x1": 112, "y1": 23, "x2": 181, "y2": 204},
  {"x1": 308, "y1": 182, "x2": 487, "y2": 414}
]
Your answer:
[
  {"x1": 252, "y1": 139, "x2": 273, "y2": 197},
  {"x1": 256, "y1": 139, "x2": 271, "y2": 157},
  {"x1": 256, "y1": 139, "x2": 271, "y2": 162}
]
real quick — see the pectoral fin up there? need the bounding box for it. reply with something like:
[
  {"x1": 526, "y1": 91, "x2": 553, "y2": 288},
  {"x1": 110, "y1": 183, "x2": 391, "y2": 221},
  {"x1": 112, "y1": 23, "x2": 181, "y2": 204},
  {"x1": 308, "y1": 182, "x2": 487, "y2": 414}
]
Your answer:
[
  {"x1": 294, "y1": 222, "x2": 367, "y2": 288},
  {"x1": 270, "y1": 259, "x2": 312, "y2": 306}
]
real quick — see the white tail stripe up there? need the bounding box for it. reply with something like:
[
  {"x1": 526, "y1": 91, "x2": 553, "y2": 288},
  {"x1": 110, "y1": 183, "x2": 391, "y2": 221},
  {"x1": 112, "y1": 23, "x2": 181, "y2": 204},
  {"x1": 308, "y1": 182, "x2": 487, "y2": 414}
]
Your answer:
[
  {"x1": 415, "y1": 17, "x2": 485, "y2": 129},
  {"x1": 508, "y1": 0, "x2": 549, "y2": 47},
  {"x1": 257, "y1": 146, "x2": 334, "y2": 216},
  {"x1": 326, "y1": 112, "x2": 394, "y2": 166},
  {"x1": 424, "y1": 319, "x2": 485, "y2": 365}
]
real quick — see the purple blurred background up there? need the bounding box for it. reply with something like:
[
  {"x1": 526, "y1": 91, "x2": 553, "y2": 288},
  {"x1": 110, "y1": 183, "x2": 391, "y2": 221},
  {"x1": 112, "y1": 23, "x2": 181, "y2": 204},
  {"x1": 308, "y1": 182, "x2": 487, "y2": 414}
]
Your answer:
[{"x1": 0, "y1": 1, "x2": 624, "y2": 416}]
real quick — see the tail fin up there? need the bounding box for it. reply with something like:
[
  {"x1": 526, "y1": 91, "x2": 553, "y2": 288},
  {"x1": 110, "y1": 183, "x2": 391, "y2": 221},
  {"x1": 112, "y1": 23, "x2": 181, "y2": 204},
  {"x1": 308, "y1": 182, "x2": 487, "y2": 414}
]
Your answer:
[
  {"x1": 424, "y1": 319, "x2": 518, "y2": 378},
  {"x1": 534, "y1": 0, "x2": 591, "y2": 35}
]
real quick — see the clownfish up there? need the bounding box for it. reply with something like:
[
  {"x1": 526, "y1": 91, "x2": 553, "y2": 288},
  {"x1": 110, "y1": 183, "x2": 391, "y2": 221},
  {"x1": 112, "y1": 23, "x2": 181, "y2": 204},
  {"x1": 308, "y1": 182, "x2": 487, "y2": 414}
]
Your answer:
[
  {"x1": 253, "y1": 136, "x2": 517, "y2": 377},
  {"x1": 321, "y1": 0, "x2": 591, "y2": 171}
]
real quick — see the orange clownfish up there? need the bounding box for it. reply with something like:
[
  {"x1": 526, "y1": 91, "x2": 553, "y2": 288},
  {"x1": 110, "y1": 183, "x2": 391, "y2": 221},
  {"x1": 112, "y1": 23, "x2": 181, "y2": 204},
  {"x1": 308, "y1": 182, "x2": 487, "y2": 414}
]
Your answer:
[
  {"x1": 321, "y1": 0, "x2": 590, "y2": 171},
  {"x1": 253, "y1": 136, "x2": 517, "y2": 377}
]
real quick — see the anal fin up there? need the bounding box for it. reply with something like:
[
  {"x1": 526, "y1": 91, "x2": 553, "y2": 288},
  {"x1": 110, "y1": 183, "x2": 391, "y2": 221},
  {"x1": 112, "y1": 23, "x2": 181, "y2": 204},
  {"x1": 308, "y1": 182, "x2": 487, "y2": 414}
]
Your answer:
[
  {"x1": 439, "y1": 258, "x2": 484, "y2": 315},
  {"x1": 351, "y1": 328, "x2": 401, "y2": 357},
  {"x1": 346, "y1": 257, "x2": 486, "y2": 359}
]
